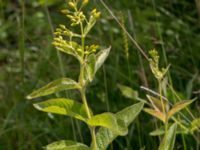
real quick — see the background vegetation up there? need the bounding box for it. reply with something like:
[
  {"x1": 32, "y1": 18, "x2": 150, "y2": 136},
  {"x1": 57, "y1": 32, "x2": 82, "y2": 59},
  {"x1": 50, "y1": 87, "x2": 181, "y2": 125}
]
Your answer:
[{"x1": 0, "y1": 0, "x2": 200, "y2": 149}]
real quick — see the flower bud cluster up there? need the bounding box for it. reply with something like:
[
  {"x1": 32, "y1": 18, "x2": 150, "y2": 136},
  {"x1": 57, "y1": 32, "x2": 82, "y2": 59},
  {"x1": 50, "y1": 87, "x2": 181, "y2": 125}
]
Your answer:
[{"x1": 149, "y1": 49, "x2": 169, "y2": 80}]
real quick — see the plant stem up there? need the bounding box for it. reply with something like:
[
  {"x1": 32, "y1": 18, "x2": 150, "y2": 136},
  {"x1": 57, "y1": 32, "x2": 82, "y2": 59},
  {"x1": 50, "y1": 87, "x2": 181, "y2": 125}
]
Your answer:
[
  {"x1": 80, "y1": 88, "x2": 91, "y2": 118},
  {"x1": 79, "y1": 21, "x2": 97, "y2": 150},
  {"x1": 80, "y1": 81, "x2": 97, "y2": 150},
  {"x1": 91, "y1": 127, "x2": 97, "y2": 150},
  {"x1": 158, "y1": 79, "x2": 168, "y2": 134}
]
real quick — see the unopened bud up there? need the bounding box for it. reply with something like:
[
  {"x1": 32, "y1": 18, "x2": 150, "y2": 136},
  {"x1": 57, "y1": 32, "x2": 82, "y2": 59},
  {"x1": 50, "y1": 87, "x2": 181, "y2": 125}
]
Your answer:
[
  {"x1": 83, "y1": 0, "x2": 89, "y2": 5},
  {"x1": 61, "y1": 9, "x2": 69, "y2": 14},
  {"x1": 68, "y1": 2, "x2": 75, "y2": 8},
  {"x1": 59, "y1": 24, "x2": 66, "y2": 29}
]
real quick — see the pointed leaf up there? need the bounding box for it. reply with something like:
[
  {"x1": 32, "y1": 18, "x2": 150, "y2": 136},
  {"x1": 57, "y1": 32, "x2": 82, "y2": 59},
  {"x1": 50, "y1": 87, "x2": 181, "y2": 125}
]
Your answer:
[
  {"x1": 83, "y1": 14, "x2": 98, "y2": 36},
  {"x1": 146, "y1": 95, "x2": 169, "y2": 112},
  {"x1": 167, "y1": 99, "x2": 195, "y2": 120},
  {"x1": 150, "y1": 128, "x2": 165, "y2": 136},
  {"x1": 143, "y1": 108, "x2": 166, "y2": 123},
  {"x1": 118, "y1": 84, "x2": 138, "y2": 100},
  {"x1": 86, "y1": 54, "x2": 96, "y2": 81},
  {"x1": 158, "y1": 123, "x2": 177, "y2": 150},
  {"x1": 87, "y1": 112, "x2": 127, "y2": 135},
  {"x1": 95, "y1": 47, "x2": 111, "y2": 74},
  {"x1": 45, "y1": 140, "x2": 90, "y2": 150},
  {"x1": 150, "y1": 124, "x2": 188, "y2": 136},
  {"x1": 94, "y1": 102, "x2": 144, "y2": 150},
  {"x1": 27, "y1": 78, "x2": 80, "y2": 99},
  {"x1": 33, "y1": 98, "x2": 88, "y2": 122}
]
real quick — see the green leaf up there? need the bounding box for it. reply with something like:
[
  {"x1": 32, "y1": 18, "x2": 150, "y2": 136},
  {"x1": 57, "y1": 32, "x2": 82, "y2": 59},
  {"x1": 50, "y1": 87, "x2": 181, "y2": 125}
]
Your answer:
[
  {"x1": 83, "y1": 14, "x2": 98, "y2": 36},
  {"x1": 87, "y1": 112, "x2": 127, "y2": 135},
  {"x1": 118, "y1": 84, "x2": 138, "y2": 100},
  {"x1": 143, "y1": 108, "x2": 166, "y2": 123},
  {"x1": 33, "y1": 98, "x2": 88, "y2": 122},
  {"x1": 150, "y1": 124, "x2": 188, "y2": 136},
  {"x1": 86, "y1": 54, "x2": 96, "y2": 81},
  {"x1": 27, "y1": 78, "x2": 80, "y2": 99},
  {"x1": 94, "y1": 102, "x2": 144, "y2": 150},
  {"x1": 158, "y1": 123, "x2": 177, "y2": 150},
  {"x1": 45, "y1": 140, "x2": 90, "y2": 150},
  {"x1": 95, "y1": 47, "x2": 111, "y2": 74},
  {"x1": 146, "y1": 95, "x2": 169, "y2": 112},
  {"x1": 167, "y1": 99, "x2": 195, "y2": 120},
  {"x1": 190, "y1": 117, "x2": 200, "y2": 132},
  {"x1": 150, "y1": 128, "x2": 165, "y2": 136}
]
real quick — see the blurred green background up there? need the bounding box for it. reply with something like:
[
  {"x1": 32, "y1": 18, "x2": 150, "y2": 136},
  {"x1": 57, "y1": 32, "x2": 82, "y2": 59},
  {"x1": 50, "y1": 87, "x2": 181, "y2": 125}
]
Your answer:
[{"x1": 0, "y1": 0, "x2": 200, "y2": 149}]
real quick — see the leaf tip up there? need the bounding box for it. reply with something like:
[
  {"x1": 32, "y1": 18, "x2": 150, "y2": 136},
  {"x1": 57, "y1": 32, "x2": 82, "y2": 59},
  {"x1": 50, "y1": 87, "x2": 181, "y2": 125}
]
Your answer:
[
  {"x1": 26, "y1": 94, "x2": 33, "y2": 100},
  {"x1": 33, "y1": 103, "x2": 41, "y2": 110}
]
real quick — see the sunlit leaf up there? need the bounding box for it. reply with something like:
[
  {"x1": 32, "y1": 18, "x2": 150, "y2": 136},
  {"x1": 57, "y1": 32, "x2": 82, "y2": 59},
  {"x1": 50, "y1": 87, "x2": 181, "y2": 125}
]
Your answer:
[
  {"x1": 158, "y1": 123, "x2": 177, "y2": 150},
  {"x1": 146, "y1": 95, "x2": 169, "y2": 112},
  {"x1": 45, "y1": 140, "x2": 90, "y2": 150},
  {"x1": 94, "y1": 102, "x2": 144, "y2": 150},
  {"x1": 86, "y1": 54, "x2": 96, "y2": 81},
  {"x1": 118, "y1": 84, "x2": 138, "y2": 100},
  {"x1": 27, "y1": 78, "x2": 80, "y2": 99},
  {"x1": 87, "y1": 112, "x2": 127, "y2": 135},
  {"x1": 33, "y1": 98, "x2": 88, "y2": 122},
  {"x1": 95, "y1": 47, "x2": 111, "y2": 74},
  {"x1": 167, "y1": 99, "x2": 195, "y2": 120},
  {"x1": 143, "y1": 108, "x2": 166, "y2": 123}
]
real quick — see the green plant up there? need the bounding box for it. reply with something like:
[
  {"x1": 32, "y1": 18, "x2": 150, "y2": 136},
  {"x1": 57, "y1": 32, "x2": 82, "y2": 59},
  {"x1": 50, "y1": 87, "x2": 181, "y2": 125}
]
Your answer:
[
  {"x1": 144, "y1": 49, "x2": 195, "y2": 150},
  {"x1": 118, "y1": 49, "x2": 197, "y2": 150},
  {"x1": 27, "y1": 1, "x2": 144, "y2": 149}
]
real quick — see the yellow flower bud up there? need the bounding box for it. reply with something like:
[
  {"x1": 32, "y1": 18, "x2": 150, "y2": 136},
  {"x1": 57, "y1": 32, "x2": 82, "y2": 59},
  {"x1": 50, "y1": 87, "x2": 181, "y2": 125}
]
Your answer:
[
  {"x1": 59, "y1": 24, "x2": 66, "y2": 29},
  {"x1": 61, "y1": 9, "x2": 69, "y2": 14},
  {"x1": 68, "y1": 2, "x2": 75, "y2": 8},
  {"x1": 83, "y1": 0, "x2": 89, "y2": 5}
]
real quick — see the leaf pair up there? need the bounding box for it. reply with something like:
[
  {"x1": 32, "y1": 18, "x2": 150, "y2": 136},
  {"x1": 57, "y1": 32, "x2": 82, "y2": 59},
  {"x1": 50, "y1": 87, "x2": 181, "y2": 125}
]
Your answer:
[
  {"x1": 33, "y1": 98, "x2": 129, "y2": 136},
  {"x1": 144, "y1": 95, "x2": 195, "y2": 123},
  {"x1": 34, "y1": 100, "x2": 144, "y2": 150}
]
